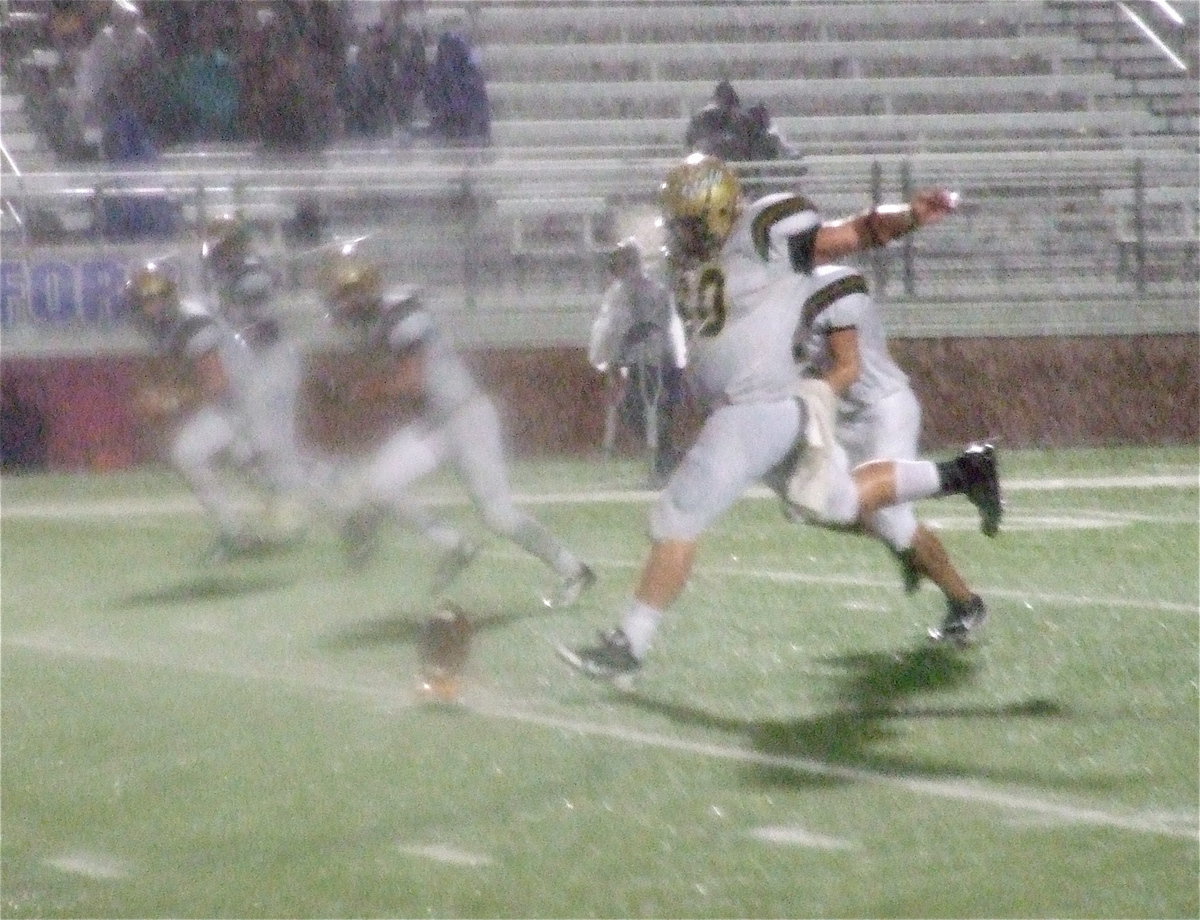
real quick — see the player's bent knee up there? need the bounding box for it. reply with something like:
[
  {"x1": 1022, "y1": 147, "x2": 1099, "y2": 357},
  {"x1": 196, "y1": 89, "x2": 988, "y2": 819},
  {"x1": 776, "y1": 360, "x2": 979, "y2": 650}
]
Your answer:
[
  {"x1": 866, "y1": 505, "x2": 918, "y2": 551},
  {"x1": 650, "y1": 490, "x2": 706, "y2": 542},
  {"x1": 480, "y1": 503, "x2": 522, "y2": 536},
  {"x1": 797, "y1": 474, "x2": 860, "y2": 528}
]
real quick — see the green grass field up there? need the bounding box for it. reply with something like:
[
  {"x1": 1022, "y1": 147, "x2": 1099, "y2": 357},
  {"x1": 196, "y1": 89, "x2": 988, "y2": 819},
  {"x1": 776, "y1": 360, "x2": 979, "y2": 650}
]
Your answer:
[{"x1": 2, "y1": 446, "x2": 1197, "y2": 918}]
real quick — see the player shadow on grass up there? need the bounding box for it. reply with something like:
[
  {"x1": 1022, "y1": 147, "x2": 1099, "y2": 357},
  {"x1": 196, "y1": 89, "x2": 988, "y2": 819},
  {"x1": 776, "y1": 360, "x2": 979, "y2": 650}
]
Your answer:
[
  {"x1": 618, "y1": 643, "x2": 1070, "y2": 791},
  {"x1": 116, "y1": 573, "x2": 296, "y2": 608},
  {"x1": 320, "y1": 605, "x2": 549, "y2": 650}
]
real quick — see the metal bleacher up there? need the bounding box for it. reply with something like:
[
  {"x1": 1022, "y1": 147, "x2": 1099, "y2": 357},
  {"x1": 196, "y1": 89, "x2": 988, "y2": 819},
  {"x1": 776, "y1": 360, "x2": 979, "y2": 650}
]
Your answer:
[{"x1": 1, "y1": 1, "x2": 1196, "y2": 352}]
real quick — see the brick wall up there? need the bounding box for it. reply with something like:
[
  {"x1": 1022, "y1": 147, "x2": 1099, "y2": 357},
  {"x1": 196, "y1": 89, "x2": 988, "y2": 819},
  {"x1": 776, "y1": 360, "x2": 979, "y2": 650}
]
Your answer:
[{"x1": 2, "y1": 334, "x2": 1196, "y2": 472}]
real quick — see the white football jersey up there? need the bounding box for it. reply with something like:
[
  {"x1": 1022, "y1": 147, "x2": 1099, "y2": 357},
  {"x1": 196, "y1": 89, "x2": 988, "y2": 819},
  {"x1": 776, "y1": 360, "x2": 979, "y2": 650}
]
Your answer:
[
  {"x1": 794, "y1": 264, "x2": 910, "y2": 418},
  {"x1": 372, "y1": 290, "x2": 480, "y2": 422},
  {"x1": 152, "y1": 300, "x2": 256, "y2": 410},
  {"x1": 680, "y1": 192, "x2": 821, "y2": 405}
]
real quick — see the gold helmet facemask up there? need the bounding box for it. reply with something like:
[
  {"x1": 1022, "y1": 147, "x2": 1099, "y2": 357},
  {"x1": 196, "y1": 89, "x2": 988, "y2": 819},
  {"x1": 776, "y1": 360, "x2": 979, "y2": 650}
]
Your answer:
[{"x1": 659, "y1": 152, "x2": 741, "y2": 267}]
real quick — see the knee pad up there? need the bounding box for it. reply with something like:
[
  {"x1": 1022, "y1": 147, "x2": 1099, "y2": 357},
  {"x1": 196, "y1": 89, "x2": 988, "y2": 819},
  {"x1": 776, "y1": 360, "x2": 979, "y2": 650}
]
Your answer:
[
  {"x1": 479, "y1": 500, "x2": 523, "y2": 537},
  {"x1": 170, "y1": 412, "x2": 230, "y2": 473},
  {"x1": 864, "y1": 503, "x2": 918, "y2": 552},
  {"x1": 789, "y1": 452, "x2": 860, "y2": 528},
  {"x1": 817, "y1": 468, "x2": 861, "y2": 527},
  {"x1": 649, "y1": 456, "x2": 724, "y2": 541}
]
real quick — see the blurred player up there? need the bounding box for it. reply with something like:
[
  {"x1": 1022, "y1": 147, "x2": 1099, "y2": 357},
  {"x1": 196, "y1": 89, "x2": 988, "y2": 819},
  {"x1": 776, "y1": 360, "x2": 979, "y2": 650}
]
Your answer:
[
  {"x1": 794, "y1": 264, "x2": 988, "y2": 643},
  {"x1": 201, "y1": 214, "x2": 310, "y2": 535},
  {"x1": 557, "y1": 153, "x2": 1001, "y2": 682},
  {"x1": 125, "y1": 263, "x2": 285, "y2": 559},
  {"x1": 323, "y1": 251, "x2": 596, "y2": 607},
  {"x1": 588, "y1": 237, "x2": 687, "y2": 483}
]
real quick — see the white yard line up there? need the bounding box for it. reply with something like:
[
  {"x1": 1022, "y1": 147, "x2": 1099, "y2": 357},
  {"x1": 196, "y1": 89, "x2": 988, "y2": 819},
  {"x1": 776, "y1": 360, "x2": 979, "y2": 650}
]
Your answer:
[
  {"x1": 485, "y1": 550, "x2": 1200, "y2": 614},
  {"x1": 1, "y1": 473, "x2": 1196, "y2": 519},
  {"x1": 42, "y1": 852, "x2": 131, "y2": 880},
  {"x1": 748, "y1": 826, "x2": 859, "y2": 850},
  {"x1": 4, "y1": 630, "x2": 1196, "y2": 842}
]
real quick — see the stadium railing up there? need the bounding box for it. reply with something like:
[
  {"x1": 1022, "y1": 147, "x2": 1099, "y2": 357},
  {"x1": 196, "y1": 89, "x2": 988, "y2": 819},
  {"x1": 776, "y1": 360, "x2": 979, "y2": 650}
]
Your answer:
[{"x1": 1, "y1": 148, "x2": 1195, "y2": 353}]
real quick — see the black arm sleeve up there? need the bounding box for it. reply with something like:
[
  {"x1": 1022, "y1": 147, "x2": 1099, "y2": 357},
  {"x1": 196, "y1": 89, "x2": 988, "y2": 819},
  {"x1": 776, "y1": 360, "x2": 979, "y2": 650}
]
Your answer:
[{"x1": 787, "y1": 226, "x2": 820, "y2": 275}]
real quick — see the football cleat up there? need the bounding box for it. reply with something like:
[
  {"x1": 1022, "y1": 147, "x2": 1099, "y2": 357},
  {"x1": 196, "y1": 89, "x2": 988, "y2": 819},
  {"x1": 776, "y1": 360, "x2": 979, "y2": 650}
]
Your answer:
[
  {"x1": 431, "y1": 539, "x2": 479, "y2": 596},
  {"x1": 555, "y1": 629, "x2": 641, "y2": 686},
  {"x1": 418, "y1": 602, "x2": 473, "y2": 703},
  {"x1": 543, "y1": 563, "x2": 597, "y2": 609},
  {"x1": 957, "y1": 442, "x2": 1002, "y2": 537},
  {"x1": 203, "y1": 528, "x2": 276, "y2": 565},
  {"x1": 928, "y1": 594, "x2": 988, "y2": 647}
]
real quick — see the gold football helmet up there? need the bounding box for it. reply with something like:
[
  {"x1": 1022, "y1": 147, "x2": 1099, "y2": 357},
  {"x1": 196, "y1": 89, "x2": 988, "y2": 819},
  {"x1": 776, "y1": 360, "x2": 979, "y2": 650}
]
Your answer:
[
  {"x1": 606, "y1": 237, "x2": 643, "y2": 278},
  {"x1": 201, "y1": 213, "x2": 251, "y2": 267},
  {"x1": 124, "y1": 262, "x2": 180, "y2": 334},
  {"x1": 659, "y1": 152, "x2": 742, "y2": 266},
  {"x1": 324, "y1": 248, "x2": 384, "y2": 329}
]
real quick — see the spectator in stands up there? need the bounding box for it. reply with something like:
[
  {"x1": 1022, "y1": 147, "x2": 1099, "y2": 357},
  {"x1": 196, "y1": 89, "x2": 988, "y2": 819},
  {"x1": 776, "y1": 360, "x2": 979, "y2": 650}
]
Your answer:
[
  {"x1": 238, "y1": 5, "x2": 331, "y2": 152},
  {"x1": 340, "y1": 22, "x2": 395, "y2": 137},
  {"x1": 23, "y1": 1, "x2": 96, "y2": 159},
  {"x1": 745, "y1": 101, "x2": 797, "y2": 160},
  {"x1": 424, "y1": 28, "x2": 491, "y2": 146},
  {"x1": 96, "y1": 71, "x2": 179, "y2": 240},
  {"x1": 288, "y1": 0, "x2": 351, "y2": 136},
  {"x1": 383, "y1": 0, "x2": 429, "y2": 137},
  {"x1": 684, "y1": 79, "x2": 756, "y2": 160},
  {"x1": 170, "y1": 7, "x2": 241, "y2": 142},
  {"x1": 71, "y1": 0, "x2": 157, "y2": 152},
  {"x1": 685, "y1": 81, "x2": 798, "y2": 166}
]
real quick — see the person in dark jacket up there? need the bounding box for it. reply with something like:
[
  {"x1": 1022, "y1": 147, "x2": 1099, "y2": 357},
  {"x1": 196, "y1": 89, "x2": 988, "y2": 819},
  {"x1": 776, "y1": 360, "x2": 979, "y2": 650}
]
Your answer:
[{"x1": 424, "y1": 29, "x2": 491, "y2": 145}]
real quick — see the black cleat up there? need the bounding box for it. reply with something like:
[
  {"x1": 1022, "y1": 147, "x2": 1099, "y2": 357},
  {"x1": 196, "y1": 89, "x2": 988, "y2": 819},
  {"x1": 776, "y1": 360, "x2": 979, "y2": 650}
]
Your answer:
[
  {"x1": 929, "y1": 594, "x2": 988, "y2": 646},
  {"x1": 958, "y1": 443, "x2": 1002, "y2": 537},
  {"x1": 543, "y1": 563, "x2": 597, "y2": 609},
  {"x1": 204, "y1": 529, "x2": 277, "y2": 564},
  {"x1": 555, "y1": 628, "x2": 641, "y2": 686}
]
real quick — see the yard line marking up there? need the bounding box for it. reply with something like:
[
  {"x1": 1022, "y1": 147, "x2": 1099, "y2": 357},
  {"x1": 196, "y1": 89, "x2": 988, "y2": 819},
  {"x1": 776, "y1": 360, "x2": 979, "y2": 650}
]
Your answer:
[
  {"x1": 2, "y1": 496, "x2": 203, "y2": 518},
  {"x1": 473, "y1": 700, "x2": 1199, "y2": 841},
  {"x1": 43, "y1": 852, "x2": 131, "y2": 880},
  {"x1": 490, "y1": 550, "x2": 1199, "y2": 614},
  {"x1": 395, "y1": 843, "x2": 493, "y2": 867},
  {"x1": 722, "y1": 564, "x2": 1200, "y2": 614},
  {"x1": 7, "y1": 630, "x2": 1196, "y2": 842},
  {"x1": 748, "y1": 826, "x2": 858, "y2": 850},
  {"x1": 2, "y1": 472, "x2": 1195, "y2": 520},
  {"x1": 530, "y1": 473, "x2": 1198, "y2": 505}
]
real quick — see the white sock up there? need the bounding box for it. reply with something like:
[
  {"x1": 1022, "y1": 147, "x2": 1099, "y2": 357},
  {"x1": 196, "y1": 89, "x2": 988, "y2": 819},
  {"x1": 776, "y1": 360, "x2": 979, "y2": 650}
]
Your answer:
[
  {"x1": 621, "y1": 600, "x2": 662, "y2": 659},
  {"x1": 893, "y1": 460, "x2": 941, "y2": 504}
]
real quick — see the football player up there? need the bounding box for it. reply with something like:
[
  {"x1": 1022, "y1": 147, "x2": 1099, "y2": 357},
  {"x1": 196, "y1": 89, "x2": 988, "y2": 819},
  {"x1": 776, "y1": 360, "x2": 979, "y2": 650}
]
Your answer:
[
  {"x1": 323, "y1": 251, "x2": 596, "y2": 606},
  {"x1": 794, "y1": 263, "x2": 989, "y2": 644},
  {"x1": 557, "y1": 153, "x2": 1001, "y2": 682},
  {"x1": 125, "y1": 263, "x2": 283, "y2": 559},
  {"x1": 201, "y1": 214, "x2": 310, "y2": 531}
]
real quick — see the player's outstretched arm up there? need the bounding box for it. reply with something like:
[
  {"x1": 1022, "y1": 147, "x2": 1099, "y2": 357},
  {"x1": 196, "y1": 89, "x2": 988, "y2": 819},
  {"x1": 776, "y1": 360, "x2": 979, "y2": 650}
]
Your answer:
[{"x1": 814, "y1": 188, "x2": 960, "y2": 263}]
